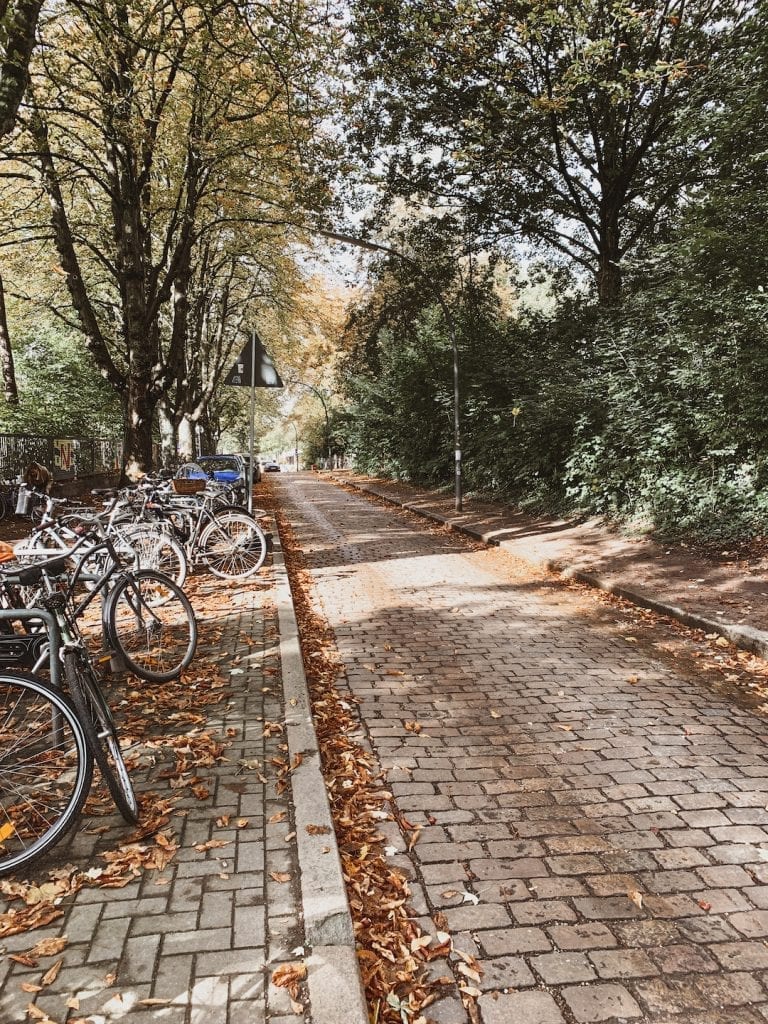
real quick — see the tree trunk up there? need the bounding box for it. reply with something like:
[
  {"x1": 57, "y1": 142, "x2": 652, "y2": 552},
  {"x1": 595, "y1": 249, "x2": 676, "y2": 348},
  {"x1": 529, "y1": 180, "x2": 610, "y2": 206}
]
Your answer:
[
  {"x1": 157, "y1": 402, "x2": 176, "y2": 467},
  {"x1": 597, "y1": 205, "x2": 623, "y2": 305},
  {"x1": 0, "y1": 274, "x2": 18, "y2": 404},
  {"x1": 0, "y1": 0, "x2": 43, "y2": 141},
  {"x1": 121, "y1": 383, "x2": 155, "y2": 481},
  {"x1": 177, "y1": 416, "x2": 195, "y2": 461}
]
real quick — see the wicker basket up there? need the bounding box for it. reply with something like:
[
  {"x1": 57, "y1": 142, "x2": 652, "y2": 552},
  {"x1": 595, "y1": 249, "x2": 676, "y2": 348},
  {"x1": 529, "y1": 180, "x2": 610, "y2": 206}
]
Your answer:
[{"x1": 171, "y1": 478, "x2": 207, "y2": 495}]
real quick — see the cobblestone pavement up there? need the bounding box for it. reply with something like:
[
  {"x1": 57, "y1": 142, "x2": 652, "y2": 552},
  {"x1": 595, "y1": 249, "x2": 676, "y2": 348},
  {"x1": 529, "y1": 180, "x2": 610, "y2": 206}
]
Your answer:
[
  {"x1": 277, "y1": 473, "x2": 768, "y2": 1024},
  {"x1": 0, "y1": 569, "x2": 312, "y2": 1024}
]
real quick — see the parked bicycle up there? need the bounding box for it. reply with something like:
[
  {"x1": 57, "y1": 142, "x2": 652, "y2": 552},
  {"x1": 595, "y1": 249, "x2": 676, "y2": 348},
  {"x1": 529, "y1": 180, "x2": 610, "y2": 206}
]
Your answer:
[
  {"x1": 6, "y1": 525, "x2": 197, "y2": 683},
  {"x1": 0, "y1": 574, "x2": 137, "y2": 875},
  {"x1": 119, "y1": 483, "x2": 269, "y2": 581}
]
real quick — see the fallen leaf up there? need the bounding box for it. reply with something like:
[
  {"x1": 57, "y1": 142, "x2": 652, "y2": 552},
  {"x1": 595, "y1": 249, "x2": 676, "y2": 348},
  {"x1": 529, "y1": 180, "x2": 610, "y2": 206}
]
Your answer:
[
  {"x1": 698, "y1": 899, "x2": 712, "y2": 911},
  {"x1": 489, "y1": 710, "x2": 501, "y2": 719},
  {"x1": 193, "y1": 839, "x2": 231, "y2": 853},
  {"x1": 28, "y1": 937, "x2": 67, "y2": 958},
  {"x1": 305, "y1": 824, "x2": 331, "y2": 835},
  {"x1": 461, "y1": 891, "x2": 480, "y2": 906},
  {"x1": 270, "y1": 872, "x2": 292, "y2": 883},
  {"x1": 272, "y1": 962, "x2": 307, "y2": 992},
  {"x1": 554, "y1": 724, "x2": 573, "y2": 732},
  {"x1": 40, "y1": 959, "x2": 62, "y2": 987},
  {"x1": 628, "y1": 889, "x2": 643, "y2": 909}
]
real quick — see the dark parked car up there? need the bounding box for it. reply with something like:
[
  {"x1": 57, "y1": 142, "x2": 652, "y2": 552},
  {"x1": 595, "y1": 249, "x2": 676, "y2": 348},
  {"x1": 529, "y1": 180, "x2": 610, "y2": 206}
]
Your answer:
[
  {"x1": 262, "y1": 460, "x2": 281, "y2": 473},
  {"x1": 236, "y1": 453, "x2": 261, "y2": 484}
]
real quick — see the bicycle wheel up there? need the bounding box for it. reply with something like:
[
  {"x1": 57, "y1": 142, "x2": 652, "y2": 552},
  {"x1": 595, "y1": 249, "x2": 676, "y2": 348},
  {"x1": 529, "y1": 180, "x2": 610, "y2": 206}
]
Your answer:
[
  {"x1": 63, "y1": 650, "x2": 138, "y2": 824},
  {"x1": 120, "y1": 526, "x2": 188, "y2": 590},
  {"x1": 0, "y1": 671, "x2": 92, "y2": 875},
  {"x1": 199, "y1": 511, "x2": 268, "y2": 580},
  {"x1": 0, "y1": 493, "x2": 7, "y2": 522},
  {"x1": 104, "y1": 570, "x2": 197, "y2": 682},
  {"x1": 29, "y1": 494, "x2": 46, "y2": 526}
]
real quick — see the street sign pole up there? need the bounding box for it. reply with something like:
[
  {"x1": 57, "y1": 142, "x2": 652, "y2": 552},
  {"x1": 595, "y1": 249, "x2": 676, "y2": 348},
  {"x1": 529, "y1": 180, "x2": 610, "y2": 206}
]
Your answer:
[
  {"x1": 248, "y1": 329, "x2": 256, "y2": 515},
  {"x1": 224, "y1": 329, "x2": 283, "y2": 510}
]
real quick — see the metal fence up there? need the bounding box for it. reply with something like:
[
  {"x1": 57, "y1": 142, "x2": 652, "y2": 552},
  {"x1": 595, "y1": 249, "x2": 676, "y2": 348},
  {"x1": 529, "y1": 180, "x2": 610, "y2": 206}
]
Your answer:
[{"x1": 0, "y1": 434, "x2": 122, "y2": 481}]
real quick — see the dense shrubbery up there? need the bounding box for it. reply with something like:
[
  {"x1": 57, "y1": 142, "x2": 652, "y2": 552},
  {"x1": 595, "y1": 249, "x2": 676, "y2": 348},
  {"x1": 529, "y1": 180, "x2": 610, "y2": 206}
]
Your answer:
[{"x1": 341, "y1": 248, "x2": 768, "y2": 543}]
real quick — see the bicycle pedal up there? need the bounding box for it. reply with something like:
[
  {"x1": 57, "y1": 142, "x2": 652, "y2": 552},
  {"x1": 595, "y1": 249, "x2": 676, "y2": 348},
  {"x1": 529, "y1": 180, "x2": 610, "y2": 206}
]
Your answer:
[{"x1": 109, "y1": 653, "x2": 127, "y2": 673}]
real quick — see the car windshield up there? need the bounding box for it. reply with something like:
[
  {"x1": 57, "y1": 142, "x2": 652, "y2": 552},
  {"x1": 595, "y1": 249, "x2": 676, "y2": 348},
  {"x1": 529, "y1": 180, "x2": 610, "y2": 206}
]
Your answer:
[
  {"x1": 198, "y1": 457, "x2": 240, "y2": 473},
  {"x1": 176, "y1": 462, "x2": 206, "y2": 478}
]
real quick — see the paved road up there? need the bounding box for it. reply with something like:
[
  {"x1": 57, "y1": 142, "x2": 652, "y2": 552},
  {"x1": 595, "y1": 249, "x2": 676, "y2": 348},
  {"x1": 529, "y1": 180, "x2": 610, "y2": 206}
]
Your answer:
[{"x1": 277, "y1": 473, "x2": 768, "y2": 1024}]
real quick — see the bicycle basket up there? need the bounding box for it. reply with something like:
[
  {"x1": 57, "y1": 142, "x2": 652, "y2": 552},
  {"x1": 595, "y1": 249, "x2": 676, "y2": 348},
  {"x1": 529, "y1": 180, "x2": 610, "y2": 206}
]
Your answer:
[{"x1": 171, "y1": 478, "x2": 207, "y2": 495}]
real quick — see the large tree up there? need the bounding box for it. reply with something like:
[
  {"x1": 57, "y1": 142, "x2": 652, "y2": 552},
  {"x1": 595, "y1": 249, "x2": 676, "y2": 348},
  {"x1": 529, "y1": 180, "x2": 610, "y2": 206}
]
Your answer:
[
  {"x1": 3, "y1": 0, "x2": 332, "y2": 476},
  {"x1": 347, "y1": 0, "x2": 748, "y2": 303}
]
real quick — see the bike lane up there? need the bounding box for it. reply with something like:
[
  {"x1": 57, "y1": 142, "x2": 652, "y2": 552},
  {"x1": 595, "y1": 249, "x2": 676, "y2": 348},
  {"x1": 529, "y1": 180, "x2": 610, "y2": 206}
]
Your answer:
[{"x1": 276, "y1": 472, "x2": 768, "y2": 1024}]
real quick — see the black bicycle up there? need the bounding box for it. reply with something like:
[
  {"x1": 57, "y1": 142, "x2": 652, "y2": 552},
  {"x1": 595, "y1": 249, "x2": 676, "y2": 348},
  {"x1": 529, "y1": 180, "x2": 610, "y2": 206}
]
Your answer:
[
  {"x1": 0, "y1": 583, "x2": 136, "y2": 875},
  {"x1": 9, "y1": 525, "x2": 198, "y2": 683}
]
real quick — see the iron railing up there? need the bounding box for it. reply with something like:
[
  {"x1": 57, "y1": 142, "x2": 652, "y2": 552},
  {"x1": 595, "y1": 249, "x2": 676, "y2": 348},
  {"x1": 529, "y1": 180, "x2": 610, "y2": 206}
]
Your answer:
[{"x1": 0, "y1": 434, "x2": 122, "y2": 481}]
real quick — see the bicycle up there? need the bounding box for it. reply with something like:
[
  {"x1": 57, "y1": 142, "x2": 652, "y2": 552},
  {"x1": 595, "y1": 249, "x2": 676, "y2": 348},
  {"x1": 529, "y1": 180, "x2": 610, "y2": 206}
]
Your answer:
[
  {"x1": 7, "y1": 527, "x2": 197, "y2": 683},
  {"x1": 0, "y1": 585, "x2": 136, "y2": 876},
  {"x1": 130, "y1": 487, "x2": 269, "y2": 581},
  {"x1": 14, "y1": 494, "x2": 188, "y2": 591}
]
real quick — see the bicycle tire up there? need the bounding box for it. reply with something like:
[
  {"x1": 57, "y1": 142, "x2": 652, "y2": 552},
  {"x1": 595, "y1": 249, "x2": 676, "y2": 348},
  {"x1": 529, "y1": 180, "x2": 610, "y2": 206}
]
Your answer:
[
  {"x1": 199, "y1": 511, "x2": 267, "y2": 580},
  {"x1": 63, "y1": 650, "x2": 138, "y2": 824},
  {"x1": 28, "y1": 494, "x2": 46, "y2": 526},
  {"x1": 0, "y1": 493, "x2": 6, "y2": 522},
  {"x1": 119, "y1": 526, "x2": 188, "y2": 590},
  {"x1": 0, "y1": 671, "x2": 93, "y2": 875},
  {"x1": 104, "y1": 570, "x2": 197, "y2": 682}
]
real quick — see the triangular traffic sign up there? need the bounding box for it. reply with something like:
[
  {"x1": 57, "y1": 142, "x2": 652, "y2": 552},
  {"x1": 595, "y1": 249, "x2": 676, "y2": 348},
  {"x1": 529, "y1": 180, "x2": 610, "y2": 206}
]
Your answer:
[{"x1": 224, "y1": 333, "x2": 283, "y2": 388}]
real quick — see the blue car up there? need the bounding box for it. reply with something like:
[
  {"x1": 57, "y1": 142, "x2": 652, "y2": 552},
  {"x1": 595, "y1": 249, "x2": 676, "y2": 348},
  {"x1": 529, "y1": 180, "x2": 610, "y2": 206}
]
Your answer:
[{"x1": 176, "y1": 455, "x2": 248, "y2": 501}]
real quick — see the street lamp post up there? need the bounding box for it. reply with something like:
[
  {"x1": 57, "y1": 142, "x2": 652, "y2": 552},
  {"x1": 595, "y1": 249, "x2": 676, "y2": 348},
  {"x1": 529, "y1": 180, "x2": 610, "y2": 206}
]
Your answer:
[{"x1": 318, "y1": 230, "x2": 463, "y2": 511}]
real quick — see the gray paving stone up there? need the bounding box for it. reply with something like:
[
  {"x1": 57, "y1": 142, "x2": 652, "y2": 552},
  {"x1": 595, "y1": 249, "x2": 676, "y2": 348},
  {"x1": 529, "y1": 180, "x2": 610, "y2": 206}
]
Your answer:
[
  {"x1": 478, "y1": 989, "x2": 565, "y2": 1024},
  {"x1": 562, "y1": 983, "x2": 643, "y2": 1021}
]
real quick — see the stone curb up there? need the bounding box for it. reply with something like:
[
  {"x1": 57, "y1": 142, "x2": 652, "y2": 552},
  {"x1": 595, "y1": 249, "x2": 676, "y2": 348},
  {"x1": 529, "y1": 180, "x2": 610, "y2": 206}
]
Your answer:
[
  {"x1": 271, "y1": 533, "x2": 369, "y2": 1024},
  {"x1": 334, "y1": 475, "x2": 768, "y2": 661}
]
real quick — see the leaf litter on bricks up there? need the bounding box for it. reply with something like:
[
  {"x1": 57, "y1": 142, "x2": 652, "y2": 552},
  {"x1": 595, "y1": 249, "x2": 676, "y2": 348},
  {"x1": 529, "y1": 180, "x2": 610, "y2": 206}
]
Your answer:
[
  {"x1": 0, "y1": 572, "x2": 270, "y2": 950},
  {"x1": 266, "y1": 482, "x2": 483, "y2": 1024}
]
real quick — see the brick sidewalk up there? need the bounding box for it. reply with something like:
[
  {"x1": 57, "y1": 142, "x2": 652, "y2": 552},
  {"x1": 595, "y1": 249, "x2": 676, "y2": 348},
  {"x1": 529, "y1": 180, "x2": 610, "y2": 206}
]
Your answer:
[
  {"x1": 0, "y1": 549, "x2": 363, "y2": 1024},
  {"x1": 330, "y1": 471, "x2": 768, "y2": 654},
  {"x1": 279, "y1": 472, "x2": 768, "y2": 1024}
]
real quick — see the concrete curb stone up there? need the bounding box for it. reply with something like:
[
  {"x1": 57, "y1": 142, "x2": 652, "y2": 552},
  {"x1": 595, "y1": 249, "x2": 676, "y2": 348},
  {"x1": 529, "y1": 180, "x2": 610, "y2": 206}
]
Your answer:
[
  {"x1": 334, "y1": 475, "x2": 768, "y2": 661},
  {"x1": 271, "y1": 533, "x2": 369, "y2": 1024}
]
